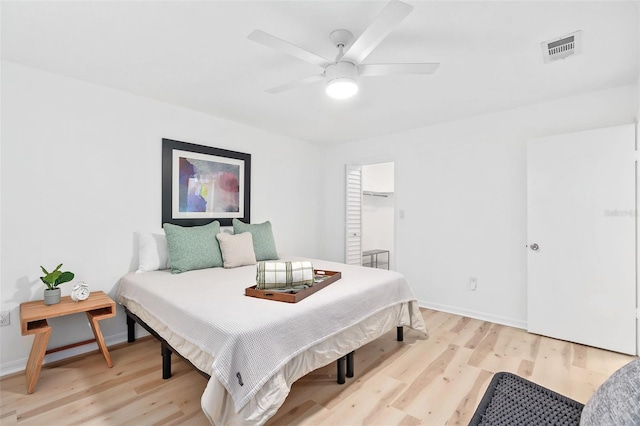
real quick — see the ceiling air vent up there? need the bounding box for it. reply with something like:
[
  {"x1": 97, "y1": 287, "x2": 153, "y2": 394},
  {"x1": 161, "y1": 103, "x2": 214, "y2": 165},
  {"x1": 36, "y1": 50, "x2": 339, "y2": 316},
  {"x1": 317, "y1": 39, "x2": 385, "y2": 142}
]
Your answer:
[{"x1": 541, "y1": 30, "x2": 581, "y2": 63}]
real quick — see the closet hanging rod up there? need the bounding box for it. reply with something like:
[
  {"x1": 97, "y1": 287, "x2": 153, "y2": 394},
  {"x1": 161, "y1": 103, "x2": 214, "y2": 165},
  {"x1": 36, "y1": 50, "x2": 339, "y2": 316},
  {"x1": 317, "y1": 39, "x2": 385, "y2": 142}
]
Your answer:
[{"x1": 363, "y1": 191, "x2": 392, "y2": 197}]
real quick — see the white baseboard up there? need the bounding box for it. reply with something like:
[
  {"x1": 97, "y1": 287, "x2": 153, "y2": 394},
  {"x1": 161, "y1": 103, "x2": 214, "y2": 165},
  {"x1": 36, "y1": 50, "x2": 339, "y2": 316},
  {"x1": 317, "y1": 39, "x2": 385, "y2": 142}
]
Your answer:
[
  {"x1": 418, "y1": 300, "x2": 527, "y2": 330},
  {"x1": 0, "y1": 329, "x2": 149, "y2": 378},
  {"x1": 0, "y1": 358, "x2": 30, "y2": 378}
]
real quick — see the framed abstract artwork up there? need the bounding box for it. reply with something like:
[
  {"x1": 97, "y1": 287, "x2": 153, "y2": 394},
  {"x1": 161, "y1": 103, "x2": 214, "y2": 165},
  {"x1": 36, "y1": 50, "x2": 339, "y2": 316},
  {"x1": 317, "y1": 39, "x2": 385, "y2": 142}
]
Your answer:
[{"x1": 162, "y1": 138, "x2": 251, "y2": 227}]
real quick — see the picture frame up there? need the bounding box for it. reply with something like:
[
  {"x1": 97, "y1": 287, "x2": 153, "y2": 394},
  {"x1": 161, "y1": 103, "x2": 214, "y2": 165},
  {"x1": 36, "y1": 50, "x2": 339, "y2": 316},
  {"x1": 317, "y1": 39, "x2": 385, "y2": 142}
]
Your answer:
[{"x1": 162, "y1": 138, "x2": 251, "y2": 227}]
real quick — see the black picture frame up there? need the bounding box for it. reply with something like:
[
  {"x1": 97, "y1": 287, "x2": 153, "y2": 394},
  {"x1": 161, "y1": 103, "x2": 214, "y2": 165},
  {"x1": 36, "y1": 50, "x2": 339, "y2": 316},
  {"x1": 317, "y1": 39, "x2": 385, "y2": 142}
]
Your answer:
[{"x1": 162, "y1": 138, "x2": 251, "y2": 227}]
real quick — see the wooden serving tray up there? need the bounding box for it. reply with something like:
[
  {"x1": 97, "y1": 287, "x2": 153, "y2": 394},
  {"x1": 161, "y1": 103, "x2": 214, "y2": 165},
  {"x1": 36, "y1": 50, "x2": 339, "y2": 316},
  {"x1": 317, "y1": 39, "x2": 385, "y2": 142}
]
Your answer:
[{"x1": 245, "y1": 270, "x2": 341, "y2": 303}]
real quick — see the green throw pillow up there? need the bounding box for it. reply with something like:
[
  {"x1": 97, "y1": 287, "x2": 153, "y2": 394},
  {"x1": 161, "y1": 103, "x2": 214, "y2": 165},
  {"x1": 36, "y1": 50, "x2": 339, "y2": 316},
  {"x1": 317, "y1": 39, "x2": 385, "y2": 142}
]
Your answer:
[
  {"x1": 232, "y1": 219, "x2": 278, "y2": 261},
  {"x1": 163, "y1": 221, "x2": 223, "y2": 273}
]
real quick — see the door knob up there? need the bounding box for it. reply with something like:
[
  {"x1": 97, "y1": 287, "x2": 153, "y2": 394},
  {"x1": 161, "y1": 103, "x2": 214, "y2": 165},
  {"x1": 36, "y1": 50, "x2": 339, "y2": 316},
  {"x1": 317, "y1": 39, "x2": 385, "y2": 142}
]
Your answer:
[{"x1": 530, "y1": 243, "x2": 539, "y2": 251}]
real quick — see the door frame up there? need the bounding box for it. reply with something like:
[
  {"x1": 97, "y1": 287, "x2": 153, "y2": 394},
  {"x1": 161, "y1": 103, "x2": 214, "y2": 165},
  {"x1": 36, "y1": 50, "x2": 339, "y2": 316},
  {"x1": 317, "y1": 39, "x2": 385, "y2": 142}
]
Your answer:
[{"x1": 348, "y1": 160, "x2": 398, "y2": 271}]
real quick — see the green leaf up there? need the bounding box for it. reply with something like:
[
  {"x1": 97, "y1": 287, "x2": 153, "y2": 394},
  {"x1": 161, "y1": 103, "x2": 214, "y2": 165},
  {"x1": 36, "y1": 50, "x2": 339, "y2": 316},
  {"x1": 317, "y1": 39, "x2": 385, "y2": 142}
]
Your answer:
[
  {"x1": 40, "y1": 266, "x2": 49, "y2": 275},
  {"x1": 55, "y1": 271, "x2": 74, "y2": 285},
  {"x1": 40, "y1": 270, "x2": 60, "y2": 285},
  {"x1": 40, "y1": 278, "x2": 54, "y2": 290}
]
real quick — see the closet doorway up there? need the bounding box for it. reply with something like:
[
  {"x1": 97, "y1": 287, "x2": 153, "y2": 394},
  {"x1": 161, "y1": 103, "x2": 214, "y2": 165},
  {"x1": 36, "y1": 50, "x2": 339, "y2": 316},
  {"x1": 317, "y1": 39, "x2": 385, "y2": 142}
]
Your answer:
[{"x1": 345, "y1": 162, "x2": 395, "y2": 270}]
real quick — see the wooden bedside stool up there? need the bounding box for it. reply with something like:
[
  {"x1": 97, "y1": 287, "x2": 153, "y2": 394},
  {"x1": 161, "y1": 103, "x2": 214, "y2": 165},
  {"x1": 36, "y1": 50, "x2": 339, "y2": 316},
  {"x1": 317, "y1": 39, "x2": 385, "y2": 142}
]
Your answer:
[{"x1": 20, "y1": 291, "x2": 116, "y2": 393}]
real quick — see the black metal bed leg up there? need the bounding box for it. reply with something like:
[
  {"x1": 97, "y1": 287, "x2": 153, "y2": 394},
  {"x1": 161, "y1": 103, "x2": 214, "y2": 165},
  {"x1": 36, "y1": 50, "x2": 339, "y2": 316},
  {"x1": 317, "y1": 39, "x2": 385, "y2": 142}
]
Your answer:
[
  {"x1": 337, "y1": 356, "x2": 346, "y2": 384},
  {"x1": 346, "y1": 351, "x2": 354, "y2": 378},
  {"x1": 162, "y1": 343, "x2": 172, "y2": 379},
  {"x1": 127, "y1": 313, "x2": 135, "y2": 343},
  {"x1": 397, "y1": 326, "x2": 404, "y2": 342}
]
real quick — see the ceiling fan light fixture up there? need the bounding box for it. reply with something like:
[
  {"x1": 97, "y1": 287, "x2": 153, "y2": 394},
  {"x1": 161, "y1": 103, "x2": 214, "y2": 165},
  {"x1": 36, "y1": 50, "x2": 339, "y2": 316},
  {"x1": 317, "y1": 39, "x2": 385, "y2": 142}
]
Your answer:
[
  {"x1": 326, "y1": 78, "x2": 358, "y2": 99},
  {"x1": 325, "y1": 61, "x2": 358, "y2": 99}
]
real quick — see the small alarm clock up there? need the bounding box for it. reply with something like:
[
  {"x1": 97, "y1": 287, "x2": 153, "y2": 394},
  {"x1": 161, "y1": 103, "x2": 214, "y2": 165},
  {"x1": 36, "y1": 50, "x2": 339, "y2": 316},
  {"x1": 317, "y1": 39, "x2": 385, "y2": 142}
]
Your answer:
[{"x1": 71, "y1": 282, "x2": 90, "y2": 302}]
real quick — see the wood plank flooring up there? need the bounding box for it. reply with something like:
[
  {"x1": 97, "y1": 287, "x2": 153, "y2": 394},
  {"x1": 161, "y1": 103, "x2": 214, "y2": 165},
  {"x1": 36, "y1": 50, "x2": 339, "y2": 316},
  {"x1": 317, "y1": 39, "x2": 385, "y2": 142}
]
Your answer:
[{"x1": 1, "y1": 308, "x2": 635, "y2": 425}]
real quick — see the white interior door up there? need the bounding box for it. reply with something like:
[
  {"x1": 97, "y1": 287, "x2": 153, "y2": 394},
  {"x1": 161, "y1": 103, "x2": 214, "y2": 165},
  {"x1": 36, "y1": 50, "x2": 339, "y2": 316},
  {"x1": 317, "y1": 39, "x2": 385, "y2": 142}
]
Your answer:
[
  {"x1": 345, "y1": 165, "x2": 362, "y2": 265},
  {"x1": 527, "y1": 124, "x2": 636, "y2": 355}
]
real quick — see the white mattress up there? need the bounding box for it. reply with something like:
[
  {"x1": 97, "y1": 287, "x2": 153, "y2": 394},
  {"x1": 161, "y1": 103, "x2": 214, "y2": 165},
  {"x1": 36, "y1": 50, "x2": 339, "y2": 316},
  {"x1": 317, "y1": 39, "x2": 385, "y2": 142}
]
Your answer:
[{"x1": 117, "y1": 256, "x2": 427, "y2": 425}]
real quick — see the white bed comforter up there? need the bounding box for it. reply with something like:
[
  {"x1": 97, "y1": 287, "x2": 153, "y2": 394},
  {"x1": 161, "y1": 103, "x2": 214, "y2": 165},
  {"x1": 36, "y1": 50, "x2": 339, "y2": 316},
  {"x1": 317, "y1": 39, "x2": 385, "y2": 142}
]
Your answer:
[{"x1": 117, "y1": 257, "x2": 426, "y2": 423}]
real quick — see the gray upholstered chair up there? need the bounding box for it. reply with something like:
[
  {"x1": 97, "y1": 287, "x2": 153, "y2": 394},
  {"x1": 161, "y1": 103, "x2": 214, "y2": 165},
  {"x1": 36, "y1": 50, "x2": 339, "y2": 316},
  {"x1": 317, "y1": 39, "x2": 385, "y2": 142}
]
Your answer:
[
  {"x1": 469, "y1": 358, "x2": 640, "y2": 426},
  {"x1": 579, "y1": 358, "x2": 640, "y2": 426}
]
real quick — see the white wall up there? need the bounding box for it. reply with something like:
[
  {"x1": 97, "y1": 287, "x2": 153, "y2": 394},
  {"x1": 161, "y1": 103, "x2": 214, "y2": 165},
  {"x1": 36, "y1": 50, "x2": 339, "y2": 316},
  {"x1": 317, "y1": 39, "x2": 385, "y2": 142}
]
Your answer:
[
  {"x1": 636, "y1": 75, "x2": 640, "y2": 355},
  {"x1": 0, "y1": 61, "x2": 324, "y2": 375},
  {"x1": 362, "y1": 162, "x2": 394, "y2": 193},
  {"x1": 636, "y1": 5, "x2": 640, "y2": 357},
  {"x1": 321, "y1": 84, "x2": 639, "y2": 328}
]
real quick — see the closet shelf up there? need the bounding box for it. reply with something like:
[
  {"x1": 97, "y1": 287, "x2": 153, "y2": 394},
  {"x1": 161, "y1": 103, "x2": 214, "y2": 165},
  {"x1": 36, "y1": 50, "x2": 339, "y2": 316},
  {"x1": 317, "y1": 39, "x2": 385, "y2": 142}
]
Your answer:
[{"x1": 363, "y1": 191, "x2": 393, "y2": 197}]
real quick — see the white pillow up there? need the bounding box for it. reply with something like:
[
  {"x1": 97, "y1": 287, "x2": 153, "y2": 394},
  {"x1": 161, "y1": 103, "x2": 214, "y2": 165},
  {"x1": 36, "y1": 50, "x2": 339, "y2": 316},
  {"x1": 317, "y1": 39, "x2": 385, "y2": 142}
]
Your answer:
[
  {"x1": 137, "y1": 232, "x2": 170, "y2": 273},
  {"x1": 216, "y1": 232, "x2": 257, "y2": 269}
]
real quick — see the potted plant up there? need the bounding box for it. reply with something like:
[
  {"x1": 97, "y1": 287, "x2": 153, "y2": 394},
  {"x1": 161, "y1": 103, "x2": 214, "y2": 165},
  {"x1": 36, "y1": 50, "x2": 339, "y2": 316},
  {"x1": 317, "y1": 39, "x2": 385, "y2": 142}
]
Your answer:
[{"x1": 40, "y1": 263, "x2": 74, "y2": 305}]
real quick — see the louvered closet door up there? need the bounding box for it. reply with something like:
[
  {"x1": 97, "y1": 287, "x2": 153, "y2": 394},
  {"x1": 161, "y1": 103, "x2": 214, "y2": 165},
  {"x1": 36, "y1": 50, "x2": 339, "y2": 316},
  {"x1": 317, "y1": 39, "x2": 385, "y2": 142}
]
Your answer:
[{"x1": 345, "y1": 165, "x2": 362, "y2": 265}]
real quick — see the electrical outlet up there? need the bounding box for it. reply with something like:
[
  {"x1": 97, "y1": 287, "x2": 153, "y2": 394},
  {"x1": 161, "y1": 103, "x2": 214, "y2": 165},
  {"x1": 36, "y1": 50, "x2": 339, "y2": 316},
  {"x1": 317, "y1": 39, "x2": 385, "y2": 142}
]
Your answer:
[
  {"x1": 0, "y1": 310, "x2": 10, "y2": 327},
  {"x1": 469, "y1": 277, "x2": 477, "y2": 291}
]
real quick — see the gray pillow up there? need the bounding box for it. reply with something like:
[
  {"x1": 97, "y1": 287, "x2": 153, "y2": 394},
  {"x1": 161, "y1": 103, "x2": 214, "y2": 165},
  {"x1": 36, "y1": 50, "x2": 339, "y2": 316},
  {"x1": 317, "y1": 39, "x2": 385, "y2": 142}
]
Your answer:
[
  {"x1": 163, "y1": 221, "x2": 223, "y2": 273},
  {"x1": 580, "y1": 358, "x2": 640, "y2": 426},
  {"x1": 232, "y1": 219, "x2": 278, "y2": 261},
  {"x1": 216, "y1": 232, "x2": 257, "y2": 268}
]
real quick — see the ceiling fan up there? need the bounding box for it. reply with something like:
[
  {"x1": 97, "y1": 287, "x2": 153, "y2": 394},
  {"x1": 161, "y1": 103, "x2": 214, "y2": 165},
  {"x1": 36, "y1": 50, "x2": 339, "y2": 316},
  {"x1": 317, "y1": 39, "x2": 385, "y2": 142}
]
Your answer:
[{"x1": 248, "y1": 0, "x2": 439, "y2": 99}]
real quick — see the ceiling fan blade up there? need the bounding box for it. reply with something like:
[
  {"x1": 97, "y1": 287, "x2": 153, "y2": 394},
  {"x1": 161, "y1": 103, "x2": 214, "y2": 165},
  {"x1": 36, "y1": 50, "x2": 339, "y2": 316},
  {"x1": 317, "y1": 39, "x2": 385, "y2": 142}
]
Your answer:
[
  {"x1": 265, "y1": 74, "x2": 324, "y2": 94},
  {"x1": 248, "y1": 30, "x2": 330, "y2": 68},
  {"x1": 359, "y1": 63, "x2": 440, "y2": 77},
  {"x1": 342, "y1": 0, "x2": 413, "y2": 64}
]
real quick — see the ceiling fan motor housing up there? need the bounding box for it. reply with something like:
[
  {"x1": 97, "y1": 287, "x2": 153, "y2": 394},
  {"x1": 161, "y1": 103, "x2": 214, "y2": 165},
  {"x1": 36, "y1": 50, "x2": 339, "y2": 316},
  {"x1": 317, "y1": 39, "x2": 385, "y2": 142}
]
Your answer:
[{"x1": 325, "y1": 61, "x2": 358, "y2": 83}]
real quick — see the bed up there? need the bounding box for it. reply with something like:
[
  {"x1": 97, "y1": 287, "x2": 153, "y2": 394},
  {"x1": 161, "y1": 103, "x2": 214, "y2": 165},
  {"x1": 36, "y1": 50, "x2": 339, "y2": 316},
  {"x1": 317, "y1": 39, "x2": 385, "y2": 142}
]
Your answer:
[{"x1": 117, "y1": 255, "x2": 427, "y2": 425}]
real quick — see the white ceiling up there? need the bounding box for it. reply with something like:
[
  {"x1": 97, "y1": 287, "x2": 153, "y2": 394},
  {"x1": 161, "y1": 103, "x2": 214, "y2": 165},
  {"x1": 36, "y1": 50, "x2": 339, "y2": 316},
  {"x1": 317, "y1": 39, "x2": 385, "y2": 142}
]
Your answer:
[{"x1": 2, "y1": 1, "x2": 638, "y2": 145}]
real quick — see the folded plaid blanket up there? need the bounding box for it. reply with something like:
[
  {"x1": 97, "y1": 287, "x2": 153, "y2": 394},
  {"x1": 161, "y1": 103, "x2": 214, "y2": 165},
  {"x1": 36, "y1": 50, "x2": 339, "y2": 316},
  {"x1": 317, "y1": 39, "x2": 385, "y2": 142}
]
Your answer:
[{"x1": 256, "y1": 261, "x2": 314, "y2": 290}]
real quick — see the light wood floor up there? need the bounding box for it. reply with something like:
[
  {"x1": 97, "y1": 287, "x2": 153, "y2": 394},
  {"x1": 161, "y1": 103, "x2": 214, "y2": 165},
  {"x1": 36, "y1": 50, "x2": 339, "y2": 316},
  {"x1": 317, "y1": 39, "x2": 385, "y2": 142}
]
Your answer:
[{"x1": 1, "y1": 308, "x2": 635, "y2": 425}]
